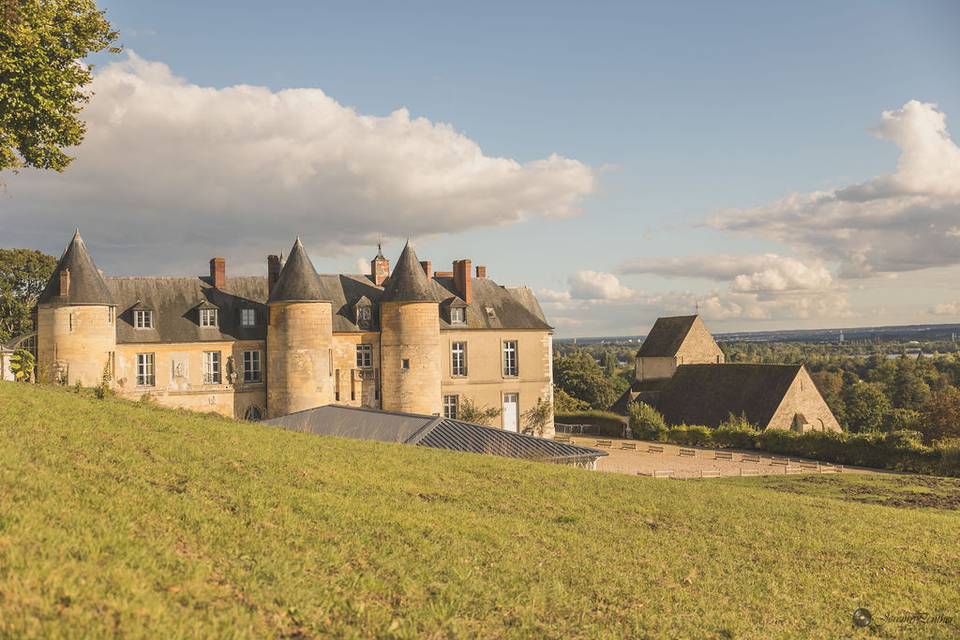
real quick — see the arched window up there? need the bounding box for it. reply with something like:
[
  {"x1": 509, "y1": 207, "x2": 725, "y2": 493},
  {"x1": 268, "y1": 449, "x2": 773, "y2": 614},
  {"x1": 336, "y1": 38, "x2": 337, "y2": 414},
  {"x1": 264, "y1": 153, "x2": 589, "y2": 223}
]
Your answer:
[{"x1": 244, "y1": 406, "x2": 263, "y2": 421}]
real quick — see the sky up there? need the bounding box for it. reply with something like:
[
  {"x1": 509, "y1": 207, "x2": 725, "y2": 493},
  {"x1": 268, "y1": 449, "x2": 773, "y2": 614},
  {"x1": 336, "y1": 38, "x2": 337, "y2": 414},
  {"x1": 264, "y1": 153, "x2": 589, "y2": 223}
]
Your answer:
[{"x1": 3, "y1": 0, "x2": 960, "y2": 337}]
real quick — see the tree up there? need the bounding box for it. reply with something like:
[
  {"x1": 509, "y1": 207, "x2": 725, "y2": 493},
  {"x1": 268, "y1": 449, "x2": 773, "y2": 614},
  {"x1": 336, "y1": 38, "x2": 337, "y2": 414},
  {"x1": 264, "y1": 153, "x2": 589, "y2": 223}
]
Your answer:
[
  {"x1": 553, "y1": 387, "x2": 588, "y2": 413},
  {"x1": 842, "y1": 381, "x2": 891, "y2": 433},
  {"x1": 553, "y1": 350, "x2": 618, "y2": 410},
  {"x1": 920, "y1": 388, "x2": 960, "y2": 444},
  {"x1": 0, "y1": 248, "x2": 56, "y2": 343},
  {"x1": 1, "y1": 0, "x2": 118, "y2": 172}
]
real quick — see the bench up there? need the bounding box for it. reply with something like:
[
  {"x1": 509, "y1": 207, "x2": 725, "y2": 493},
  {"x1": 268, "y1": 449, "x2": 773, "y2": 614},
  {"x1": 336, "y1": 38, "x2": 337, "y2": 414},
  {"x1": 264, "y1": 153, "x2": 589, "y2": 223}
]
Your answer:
[
  {"x1": 741, "y1": 454, "x2": 760, "y2": 463},
  {"x1": 595, "y1": 440, "x2": 613, "y2": 448},
  {"x1": 678, "y1": 448, "x2": 696, "y2": 457},
  {"x1": 653, "y1": 470, "x2": 674, "y2": 479},
  {"x1": 799, "y1": 461, "x2": 819, "y2": 470},
  {"x1": 784, "y1": 466, "x2": 804, "y2": 474},
  {"x1": 553, "y1": 435, "x2": 572, "y2": 443},
  {"x1": 769, "y1": 459, "x2": 790, "y2": 467},
  {"x1": 739, "y1": 468, "x2": 760, "y2": 477},
  {"x1": 714, "y1": 451, "x2": 733, "y2": 461},
  {"x1": 620, "y1": 442, "x2": 637, "y2": 450},
  {"x1": 647, "y1": 445, "x2": 664, "y2": 454},
  {"x1": 700, "y1": 470, "x2": 721, "y2": 478}
]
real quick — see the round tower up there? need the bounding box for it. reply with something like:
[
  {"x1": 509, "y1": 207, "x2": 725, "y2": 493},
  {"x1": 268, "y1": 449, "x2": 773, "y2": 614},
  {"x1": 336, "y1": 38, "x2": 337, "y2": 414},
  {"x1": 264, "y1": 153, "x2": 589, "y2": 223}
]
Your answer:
[
  {"x1": 266, "y1": 238, "x2": 335, "y2": 417},
  {"x1": 379, "y1": 241, "x2": 441, "y2": 415},
  {"x1": 36, "y1": 230, "x2": 117, "y2": 387}
]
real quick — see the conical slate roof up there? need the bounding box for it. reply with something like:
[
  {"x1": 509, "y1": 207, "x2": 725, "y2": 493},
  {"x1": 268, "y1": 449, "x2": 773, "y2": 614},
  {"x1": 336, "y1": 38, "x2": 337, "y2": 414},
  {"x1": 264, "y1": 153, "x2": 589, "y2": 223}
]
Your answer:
[
  {"x1": 38, "y1": 230, "x2": 114, "y2": 306},
  {"x1": 268, "y1": 238, "x2": 326, "y2": 302},
  {"x1": 381, "y1": 241, "x2": 436, "y2": 303}
]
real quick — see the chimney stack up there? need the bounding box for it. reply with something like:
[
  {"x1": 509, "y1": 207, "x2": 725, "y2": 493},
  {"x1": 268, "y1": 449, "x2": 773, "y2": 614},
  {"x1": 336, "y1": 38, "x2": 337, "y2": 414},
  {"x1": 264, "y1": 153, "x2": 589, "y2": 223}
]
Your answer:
[
  {"x1": 420, "y1": 260, "x2": 433, "y2": 279},
  {"x1": 268, "y1": 254, "x2": 282, "y2": 292},
  {"x1": 59, "y1": 268, "x2": 71, "y2": 297},
  {"x1": 453, "y1": 259, "x2": 472, "y2": 304},
  {"x1": 475, "y1": 265, "x2": 486, "y2": 278},
  {"x1": 209, "y1": 257, "x2": 226, "y2": 289},
  {"x1": 371, "y1": 244, "x2": 390, "y2": 286}
]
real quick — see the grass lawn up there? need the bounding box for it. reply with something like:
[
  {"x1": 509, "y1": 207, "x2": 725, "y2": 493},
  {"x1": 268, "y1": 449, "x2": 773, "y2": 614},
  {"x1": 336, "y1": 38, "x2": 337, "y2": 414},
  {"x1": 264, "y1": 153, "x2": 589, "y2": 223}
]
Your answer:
[{"x1": 1, "y1": 382, "x2": 959, "y2": 639}]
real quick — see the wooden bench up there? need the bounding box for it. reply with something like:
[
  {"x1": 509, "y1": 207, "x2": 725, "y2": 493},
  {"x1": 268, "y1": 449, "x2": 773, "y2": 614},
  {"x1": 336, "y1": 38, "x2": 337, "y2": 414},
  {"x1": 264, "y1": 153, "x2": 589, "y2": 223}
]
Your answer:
[
  {"x1": 739, "y1": 468, "x2": 760, "y2": 477},
  {"x1": 799, "y1": 461, "x2": 819, "y2": 470},
  {"x1": 653, "y1": 470, "x2": 674, "y2": 479},
  {"x1": 678, "y1": 448, "x2": 696, "y2": 457},
  {"x1": 700, "y1": 470, "x2": 721, "y2": 478},
  {"x1": 741, "y1": 454, "x2": 760, "y2": 463},
  {"x1": 620, "y1": 442, "x2": 637, "y2": 450},
  {"x1": 784, "y1": 466, "x2": 804, "y2": 474},
  {"x1": 769, "y1": 459, "x2": 790, "y2": 467},
  {"x1": 714, "y1": 451, "x2": 733, "y2": 461},
  {"x1": 647, "y1": 445, "x2": 664, "y2": 454},
  {"x1": 595, "y1": 440, "x2": 613, "y2": 448},
  {"x1": 553, "y1": 435, "x2": 572, "y2": 443}
]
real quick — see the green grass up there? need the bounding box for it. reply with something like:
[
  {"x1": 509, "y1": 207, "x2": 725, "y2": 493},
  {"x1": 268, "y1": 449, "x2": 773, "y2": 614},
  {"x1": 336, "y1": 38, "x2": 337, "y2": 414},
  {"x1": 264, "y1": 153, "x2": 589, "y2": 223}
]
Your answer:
[{"x1": 2, "y1": 382, "x2": 959, "y2": 639}]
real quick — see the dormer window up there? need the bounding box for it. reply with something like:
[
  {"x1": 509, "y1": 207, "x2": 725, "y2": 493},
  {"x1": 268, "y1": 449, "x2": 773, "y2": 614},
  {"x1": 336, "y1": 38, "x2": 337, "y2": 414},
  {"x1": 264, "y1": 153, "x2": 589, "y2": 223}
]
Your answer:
[
  {"x1": 443, "y1": 297, "x2": 467, "y2": 325},
  {"x1": 199, "y1": 308, "x2": 218, "y2": 328},
  {"x1": 485, "y1": 306, "x2": 496, "y2": 319},
  {"x1": 134, "y1": 309, "x2": 154, "y2": 329},
  {"x1": 354, "y1": 296, "x2": 373, "y2": 329},
  {"x1": 450, "y1": 307, "x2": 466, "y2": 325},
  {"x1": 240, "y1": 308, "x2": 256, "y2": 328}
]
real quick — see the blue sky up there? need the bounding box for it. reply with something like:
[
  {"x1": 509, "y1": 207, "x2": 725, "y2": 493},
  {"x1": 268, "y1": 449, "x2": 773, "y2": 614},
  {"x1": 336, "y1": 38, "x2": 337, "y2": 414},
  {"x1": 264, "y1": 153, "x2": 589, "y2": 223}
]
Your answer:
[{"x1": 5, "y1": 1, "x2": 960, "y2": 335}]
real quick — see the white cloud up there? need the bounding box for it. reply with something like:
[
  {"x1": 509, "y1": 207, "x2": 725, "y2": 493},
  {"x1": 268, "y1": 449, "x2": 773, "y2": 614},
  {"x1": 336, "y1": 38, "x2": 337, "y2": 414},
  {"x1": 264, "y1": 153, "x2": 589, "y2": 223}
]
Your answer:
[
  {"x1": 621, "y1": 253, "x2": 832, "y2": 292},
  {"x1": 567, "y1": 270, "x2": 634, "y2": 300},
  {"x1": 0, "y1": 52, "x2": 596, "y2": 272},
  {"x1": 709, "y1": 100, "x2": 960, "y2": 278},
  {"x1": 930, "y1": 301, "x2": 960, "y2": 316},
  {"x1": 537, "y1": 288, "x2": 572, "y2": 302}
]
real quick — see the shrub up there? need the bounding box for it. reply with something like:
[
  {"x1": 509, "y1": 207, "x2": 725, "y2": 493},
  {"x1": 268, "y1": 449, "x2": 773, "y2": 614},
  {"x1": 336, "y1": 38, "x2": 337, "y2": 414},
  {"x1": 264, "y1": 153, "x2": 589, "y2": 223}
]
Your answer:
[
  {"x1": 935, "y1": 438, "x2": 960, "y2": 478},
  {"x1": 459, "y1": 398, "x2": 502, "y2": 426},
  {"x1": 554, "y1": 410, "x2": 628, "y2": 438},
  {"x1": 667, "y1": 424, "x2": 712, "y2": 447},
  {"x1": 883, "y1": 430, "x2": 924, "y2": 449},
  {"x1": 883, "y1": 408, "x2": 921, "y2": 433},
  {"x1": 712, "y1": 426, "x2": 759, "y2": 450},
  {"x1": 628, "y1": 402, "x2": 667, "y2": 441}
]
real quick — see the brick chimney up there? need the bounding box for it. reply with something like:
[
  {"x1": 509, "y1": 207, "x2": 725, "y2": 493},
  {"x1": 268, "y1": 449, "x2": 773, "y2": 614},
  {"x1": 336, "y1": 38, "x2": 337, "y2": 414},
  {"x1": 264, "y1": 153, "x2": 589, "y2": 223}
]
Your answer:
[
  {"x1": 420, "y1": 260, "x2": 433, "y2": 279},
  {"x1": 209, "y1": 257, "x2": 226, "y2": 289},
  {"x1": 268, "y1": 254, "x2": 282, "y2": 291},
  {"x1": 59, "y1": 268, "x2": 71, "y2": 296},
  {"x1": 371, "y1": 244, "x2": 390, "y2": 286},
  {"x1": 453, "y1": 259, "x2": 472, "y2": 304},
  {"x1": 475, "y1": 265, "x2": 486, "y2": 278}
]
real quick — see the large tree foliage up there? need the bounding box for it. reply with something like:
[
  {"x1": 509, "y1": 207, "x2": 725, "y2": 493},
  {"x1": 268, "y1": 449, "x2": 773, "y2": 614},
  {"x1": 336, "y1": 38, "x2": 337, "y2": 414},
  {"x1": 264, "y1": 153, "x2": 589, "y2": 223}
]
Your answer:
[
  {"x1": 553, "y1": 350, "x2": 619, "y2": 410},
  {"x1": 0, "y1": 248, "x2": 56, "y2": 343},
  {"x1": 0, "y1": 0, "x2": 118, "y2": 172}
]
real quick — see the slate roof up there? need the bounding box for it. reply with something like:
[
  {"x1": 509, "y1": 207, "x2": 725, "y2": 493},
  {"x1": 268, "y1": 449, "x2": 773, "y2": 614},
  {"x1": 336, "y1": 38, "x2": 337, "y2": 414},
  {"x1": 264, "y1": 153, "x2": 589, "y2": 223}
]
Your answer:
[
  {"x1": 637, "y1": 315, "x2": 699, "y2": 357},
  {"x1": 656, "y1": 363, "x2": 803, "y2": 428},
  {"x1": 263, "y1": 404, "x2": 607, "y2": 464},
  {"x1": 38, "y1": 230, "x2": 114, "y2": 307},
  {"x1": 381, "y1": 241, "x2": 436, "y2": 303},
  {"x1": 609, "y1": 378, "x2": 670, "y2": 415},
  {"x1": 269, "y1": 238, "x2": 326, "y2": 302}
]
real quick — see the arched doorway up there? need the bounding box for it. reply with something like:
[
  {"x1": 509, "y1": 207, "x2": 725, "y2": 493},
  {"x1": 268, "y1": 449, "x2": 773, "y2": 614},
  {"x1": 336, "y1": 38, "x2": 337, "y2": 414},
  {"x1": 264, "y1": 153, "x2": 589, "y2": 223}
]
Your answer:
[{"x1": 244, "y1": 406, "x2": 263, "y2": 421}]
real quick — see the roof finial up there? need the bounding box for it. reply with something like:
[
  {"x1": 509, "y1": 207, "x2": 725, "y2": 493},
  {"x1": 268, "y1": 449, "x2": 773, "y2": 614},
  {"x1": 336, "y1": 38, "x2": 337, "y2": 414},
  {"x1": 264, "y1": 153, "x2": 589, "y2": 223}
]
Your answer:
[{"x1": 695, "y1": 300, "x2": 700, "y2": 314}]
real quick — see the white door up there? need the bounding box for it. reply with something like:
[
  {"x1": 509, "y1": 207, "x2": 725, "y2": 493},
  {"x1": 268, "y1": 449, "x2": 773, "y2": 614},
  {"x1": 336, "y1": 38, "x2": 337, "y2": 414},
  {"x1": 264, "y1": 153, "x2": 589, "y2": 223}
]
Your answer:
[{"x1": 502, "y1": 393, "x2": 519, "y2": 432}]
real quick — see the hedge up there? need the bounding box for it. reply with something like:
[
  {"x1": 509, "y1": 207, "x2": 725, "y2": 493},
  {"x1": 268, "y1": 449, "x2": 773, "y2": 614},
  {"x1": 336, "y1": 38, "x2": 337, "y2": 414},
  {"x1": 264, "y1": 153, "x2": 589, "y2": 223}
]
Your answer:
[{"x1": 555, "y1": 410, "x2": 628, "y2": 438}]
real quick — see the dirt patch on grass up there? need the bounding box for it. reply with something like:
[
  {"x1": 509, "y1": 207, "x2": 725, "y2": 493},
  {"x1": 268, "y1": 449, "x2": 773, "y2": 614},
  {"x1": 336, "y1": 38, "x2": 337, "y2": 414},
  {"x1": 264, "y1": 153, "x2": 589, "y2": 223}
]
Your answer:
[{"x1": 766, "y1": 475, "x2": 960, "y2": 511}]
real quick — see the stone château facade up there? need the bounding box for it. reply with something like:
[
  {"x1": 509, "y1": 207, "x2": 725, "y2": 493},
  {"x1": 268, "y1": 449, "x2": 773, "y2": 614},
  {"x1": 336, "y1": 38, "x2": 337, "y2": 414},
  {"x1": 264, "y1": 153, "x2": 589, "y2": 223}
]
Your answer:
[{"x1": 34, "y1": 231, "x2": 554, "y2": 434}]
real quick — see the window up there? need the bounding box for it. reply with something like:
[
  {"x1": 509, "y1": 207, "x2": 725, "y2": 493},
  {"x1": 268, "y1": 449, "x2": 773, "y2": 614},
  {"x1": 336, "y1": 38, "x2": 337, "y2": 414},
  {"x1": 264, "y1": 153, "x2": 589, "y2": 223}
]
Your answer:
[
  {"x1": 242, "y1": 350, "x2": 262, "y2": 383},
  {"x1": 108, "y1": 307, "x2": 114, "y2": 325},
  {"x1": 503, "y1": 340, "x2": 518, "y2": 377},
  {"x1": 451, "y1": 341, "x2": 467, "y2": 377},
  {"x1": 401, "y1": 359, "x2": 410, "y2": 370},
  {"x1": 134, "y1": 310, "x2": 153, "y2": 329},
  {"x1": 358, "y1": 305, "x2": 371, "y2": 323},
  {"x1": 200, "y1": 308, "x2": 218, "y2": 327},
  {"x1": 244, "y1": 406, "x2": 263, "y2": 421},
  {"x1": 136, "y1": 353, "x2": 155, "y2": 386},
  {"x1": 443, "y1": 395, "x2": 459, "y2": 419},
  {"x1": 356, "y1": 344, "x2": 372, "y2": 368},
  {"x1": 450, "y1": 306, "x2": 466, "y2": 325},
  {"x1": 203, "y1": 351, "x2": 221, "y2": 384},
  {"x1": 240, "y1": 308, "x2": 256, "y2": 327}
]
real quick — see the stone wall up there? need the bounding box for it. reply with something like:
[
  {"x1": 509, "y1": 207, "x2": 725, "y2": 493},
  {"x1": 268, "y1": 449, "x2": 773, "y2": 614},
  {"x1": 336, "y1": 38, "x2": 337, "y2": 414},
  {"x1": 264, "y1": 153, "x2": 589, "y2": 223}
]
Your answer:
[
  {"x1": 767, "y1": 367, "x2": 842, "y2": 433},
  {"x1": 332, "y1": 333, "x2": 380, "y2": 408},
  {"x1": 380, "y1": 301, "x2": 442, "y2": 415},
  {"x1": 266, "y1": 301, "x2": 334, "y2": 417},
  {"x1": 36, "y1": 305, "x2": 116, "y2": 387}
]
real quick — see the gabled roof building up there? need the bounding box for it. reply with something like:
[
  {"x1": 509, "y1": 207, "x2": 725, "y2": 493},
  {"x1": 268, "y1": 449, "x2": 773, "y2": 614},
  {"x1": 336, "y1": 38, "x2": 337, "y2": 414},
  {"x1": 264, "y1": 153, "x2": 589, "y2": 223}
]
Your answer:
[
  {"x1": 33, "y1": 232, "x2": 555, "y2": 434},
  {"x1": 612, "y1": 315, "x2": 840, "y2": 433}
]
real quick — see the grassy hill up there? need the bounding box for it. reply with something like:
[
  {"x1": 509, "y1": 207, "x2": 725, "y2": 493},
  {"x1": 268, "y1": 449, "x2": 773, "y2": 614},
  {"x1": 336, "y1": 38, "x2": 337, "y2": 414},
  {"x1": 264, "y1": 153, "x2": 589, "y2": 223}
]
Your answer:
[{"x1": 2, "y1": 383, "x2": 959, "y2": 639}]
